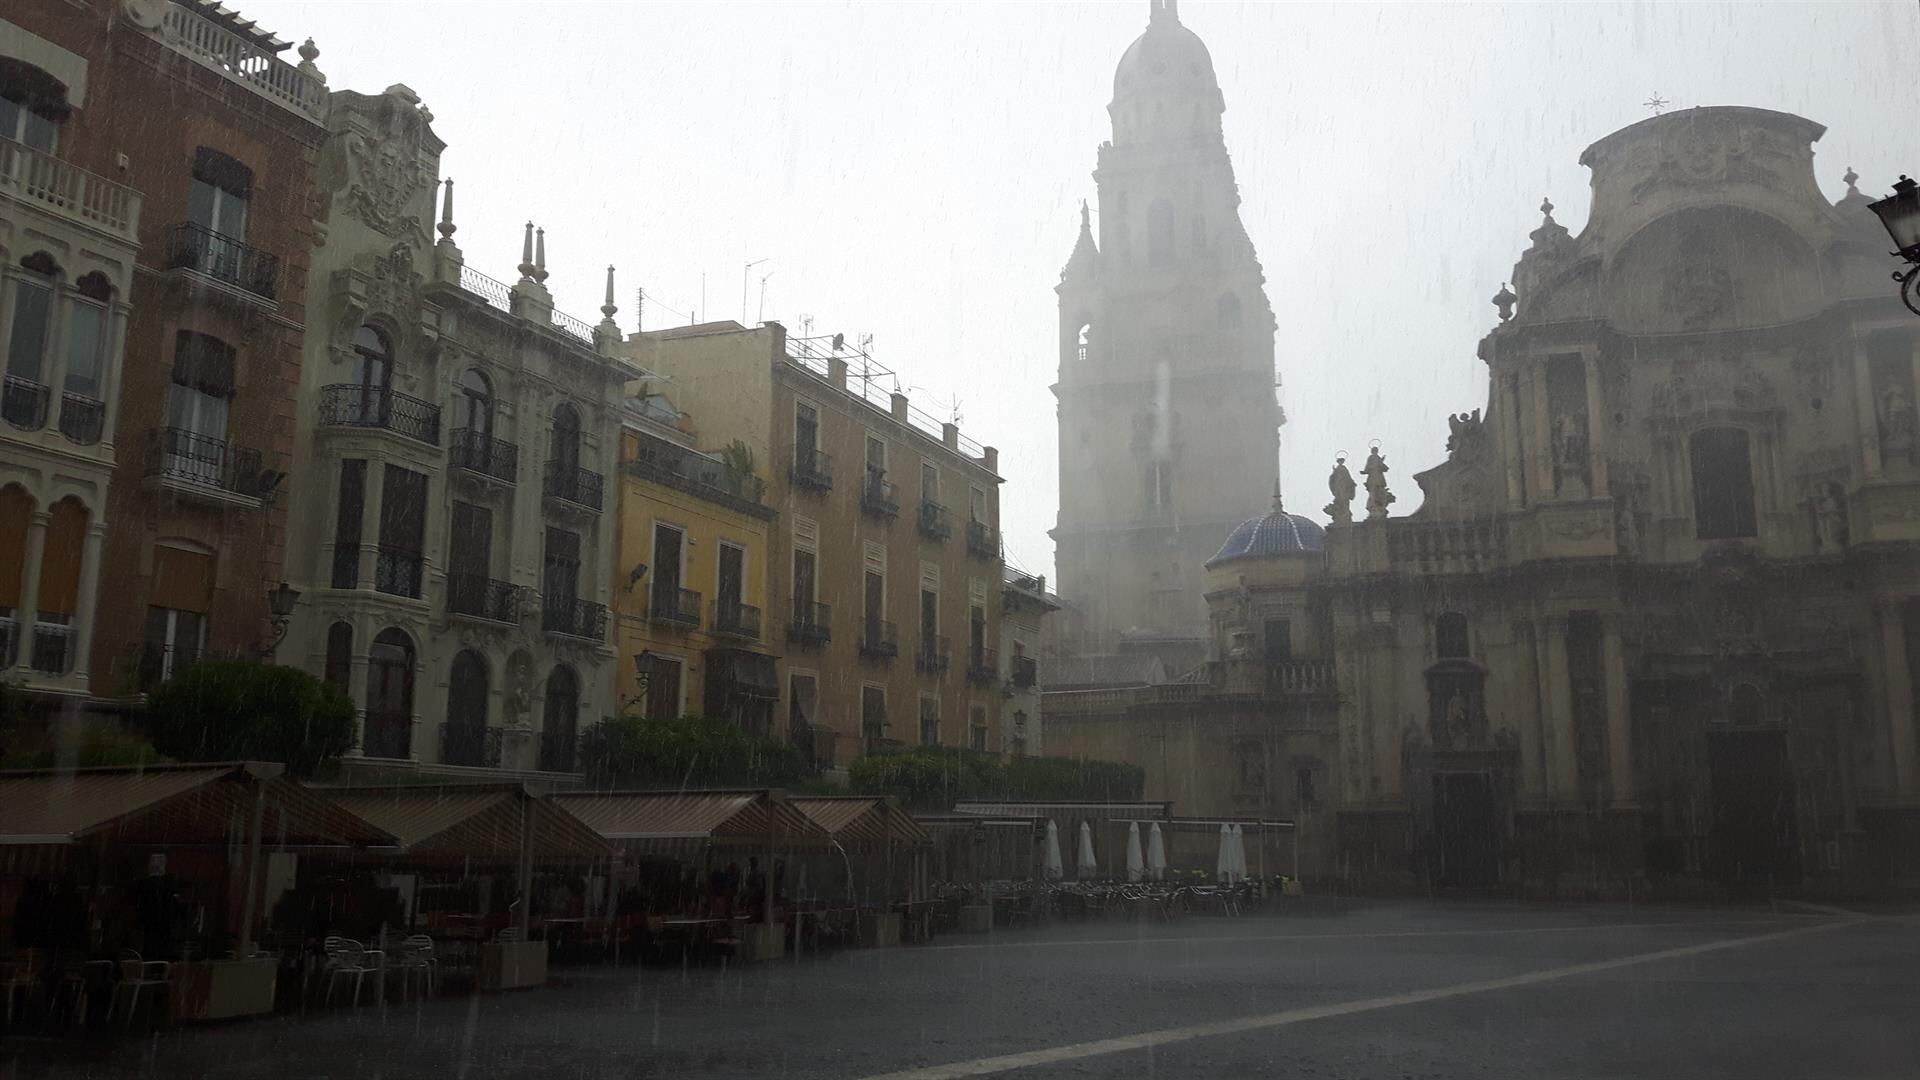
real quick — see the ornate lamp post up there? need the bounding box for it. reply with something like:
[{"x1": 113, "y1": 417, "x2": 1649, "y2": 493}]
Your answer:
[
  {"x1": 1867, "y1": 175, "x2": 1920, "y2": 315},
  {"x1": 261, "y1": 581, "x2": 300, "y2": 658}
]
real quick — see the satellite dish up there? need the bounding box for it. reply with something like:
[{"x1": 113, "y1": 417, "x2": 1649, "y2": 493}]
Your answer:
[
  {"x1": 124, "y1": 0, "x2": 168, "y2": 29},
  {"x1": 831, "y1": 332, "x2": 845, "y2": 352}
]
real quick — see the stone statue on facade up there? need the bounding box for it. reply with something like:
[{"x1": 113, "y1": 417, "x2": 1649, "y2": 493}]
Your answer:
[
  {"x1": 1362, "y1": 446, "x2": 1394, "y2": 520},
  {"x1": 1446, "y1": 409, "x2": 1484, "y2": 457},
  {"x1": 1325, "y1": 454, "x2": 1356, "y2": 524},
  {"x1": 1551, "y1": 411, "x2": 1590, "y2": 495},
  {"x1": 1812, "y1": 483, "x2": 1847, "y2": 552}
]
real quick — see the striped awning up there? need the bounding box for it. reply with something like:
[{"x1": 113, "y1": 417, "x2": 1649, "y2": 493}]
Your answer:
[
  {"x1": 0, "y1": 762, "x2": 394, "y2": 848},
  {"x1": 951, "y1": 801, "x2": 1173, "y2": 821},
  {"x1": 791, "y1": 796, "x2": 930, "y2": 847},
  {"x1": 553, "y1": 790, "x2": 825, "y2": 850},
  {"x1": 321, "y1": 785, "x2": 612, "y2": 862}
]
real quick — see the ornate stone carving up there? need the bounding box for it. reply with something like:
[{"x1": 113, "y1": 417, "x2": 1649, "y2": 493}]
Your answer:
[
  {"x1": 1630, "y1": 126, "x2": 1783, "y2": 201},
  {"x1": 1662, "y1": 260, "x2": 1733, "y2": 329},
  {"x1": 341, "y1": 89, "x2": 435, "y2": 243},
  {"x1": 1446, "y1": 409, "x2": 1484, "y2": 458},
  {"x1": 503, "y1": 649, "x2": 535, "y2": 727},
  {"x1": 1362, "y1": 446, "x2": 1394, "y2": 521},
  {"x1": 1325, "y1": 453, "x2": 1356, "y2": 524}
]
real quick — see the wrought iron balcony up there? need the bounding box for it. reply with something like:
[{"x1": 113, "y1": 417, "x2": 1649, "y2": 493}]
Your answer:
[
  {"x1": 915, "y1": 634, "x2": 950, "y2": 675},
  {"x1": 861, "y1": 475, "x2": 899, "y2": 521},
  {"x1": 538, "y1": 729, "x2": 579, "y2": 773},
  {"x1": 966, "y1": 520, "x2": 1001, "y2": 561},
  {"x1": 714, "y1": 600, "x2": 762, "y2": 641},
  {"x1": 966, "y1": 646, "x2": 998, "y2": 686},
  {"x1": 787, "y1": 600, "x2": 831, "y2": 647},
  {"x1": 163, "y1": 221, "x2": 280, "y2": 299},
  {"x1": 543, "y1": 597, "x2": 608, "y2": 641},
  {"x1": 374, "y1": 546, "x2": 424, "y2": 599},
  {"x1": 624, "y1": 434, "x2": 768, "y2": 515},
  {"x1": 143, "y1": 427, "x2": 265, "y2": 497},
  {"x1": 449, "y1": 428, "x2": 518, "y2": 483},
  {"x1": 58, "y1": 394, "x2": 104, "y2": 445},
  {"x1": 859, "y1": 618, "x2": 898, "y2": 662},
  {"x1": 318, "y1": 384, "x2": 441, "y2": 446},
  {"x1": 790, "y1": 447, "x2": 833, "y2": 492},
  {"x1": 29, "y1": 618, "x2": 71, "y2": 675},
  {"x1": 0, "y1": 135, "x2": 142, "y2": 241},
  {"x1": 649, "y1": 586, "x2": 702, "y2": 630},
  {"x1": 446, "y1": 573, "x2": 518, "y2": 623},
  {"x1": 917, "y1": 500, "x2": 952, "y2": 542},
  {"x1": 439, "y1": 723, "x2": 501, "y2": 768},
  {"x1": 1010, "y1": 654, "x2": 1038, "y2": 689},
  {"x1": 2, "y1": 376, "x2": 47, "y2": 431},
  {"x1": 361, "y1": 710, "x2": 412, "y2": 760},
  {"x1": 543, "y1": 460, "x2": 603, "y2": 512}
]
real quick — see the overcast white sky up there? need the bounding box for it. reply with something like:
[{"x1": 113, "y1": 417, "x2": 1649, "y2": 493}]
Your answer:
[{"x1": 247, "y1": 0, "x2": 1917, "y2": 579}]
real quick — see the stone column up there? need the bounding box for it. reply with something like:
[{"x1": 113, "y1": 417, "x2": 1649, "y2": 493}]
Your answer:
[
  {"x1": 68, "y1": 520, "x2": 107, "y2": 685},
  {"x1": 1501, "y1": 372, "x2": 1526, "y2": 510},
  {"x1": 346, "y1": 645, "x2": 372, "y2": 757},
  {"x1": 1544, "y1": 613, "x2": 1579, "y2": 801},
  {"x1": 99, "y1": 303, "x2": 132, "y2": 451},
  {"x1": 1582, "y1": 349, "x2": 1609, "y2": 496},
  {"x1": 40, "y1": 286, "x2": 71, "y2": 435},
  {"x1": 1519, "y1": 620, "x2": 1548, "y2": 804},
  {"x1": 1855, "y1": 335, "x2": 1883, "y2": 479},
  {"x1": 1528, "y1": 366, "x2": 1555, "y2": 501},
  {"x1": 1602, "y1": 615, "x2": 1634, "y2": 808},
  {"x1": 1878, "y1": 600, "x2": 1917, "y2": 799},
  {"x1": 13, "y1": 511, "x2": 50, "y2": 668}
]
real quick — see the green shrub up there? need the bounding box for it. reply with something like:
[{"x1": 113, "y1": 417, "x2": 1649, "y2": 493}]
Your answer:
[
  {"x1": 580, "y1": 713, "x2": 815, "y2": 789},
  {"x1": 142, "y1": 660, "x2": 354, "y2": 778},
  {"x1": 0, "y1": 727, "x2": 167, "y2": 770}
]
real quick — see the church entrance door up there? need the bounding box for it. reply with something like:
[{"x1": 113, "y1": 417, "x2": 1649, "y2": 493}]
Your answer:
[
  {"x1": 1707, "y1": 730, "x2": 1800, "y2": 892},
  {"x1": 1433, "y1": 771, "x2": 1499, "y2": 889}
]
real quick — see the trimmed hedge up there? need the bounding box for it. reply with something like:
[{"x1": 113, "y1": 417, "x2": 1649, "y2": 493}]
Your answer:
[
  {"x1": 580, "y1": 714, "x2": 815, "y2": 790},
  {"x1": 142, "y1": 660, "x2": 354, "y2": 778},
  {"x1": 846, "y1": 747, "x2": 1144, "y2": 811}
]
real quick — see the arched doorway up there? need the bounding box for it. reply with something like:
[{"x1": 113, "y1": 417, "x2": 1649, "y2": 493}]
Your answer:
[
  {"x1": 541, "y1": 665, "x2": 579, "y2": 772},
  {"x1": 365, "y1": 628, "x2": 415, "y2": 758},
  {"x1": 443, "y1": 649, "x2": 491, "y2": 766}
]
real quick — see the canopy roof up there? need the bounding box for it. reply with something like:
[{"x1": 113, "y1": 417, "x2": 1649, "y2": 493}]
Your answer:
[
  {"x1": 322, "y1": 784, "x2": 612, "y2": 862},
  {"x1": 553, "y1": 789, "x2": 822, "y2": 849},
  {"x1": 790, "y1": 796, "x2": 930, "y2": 847},
  {"x1": 951, "y1": 801, "x2": 1173, "y2": 821},
  {"x1": 0, "y1": 762, "x2": 394, "y2": 848}
]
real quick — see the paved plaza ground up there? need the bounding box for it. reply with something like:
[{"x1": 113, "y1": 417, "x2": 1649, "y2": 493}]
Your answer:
[{"x1": 3, "y1": 899, "x2": 1916, "y2": 1079}]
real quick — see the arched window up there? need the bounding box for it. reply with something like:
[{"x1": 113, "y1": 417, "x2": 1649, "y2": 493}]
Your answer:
[
  {"x1": 1075, "y1": 322, "x2": 1091, "y2": 366},
  {"x1": 323, "y1": 621, "x2": 353, "y2": 691},
  {"x1": 550, "y1": 403, "x2": 581, "y2": 474},
  {"x1": 1435, "y1": 613, "x2": 1470, "y2": 659},
  {"x1": 31, "y1": 497, "x2": 87, "y2": 673},
  {"x1": 353, "y1": 326, "x2": 391, "y2": 422},
  {"x1": 1689, "y1": 427, "x2": 1757, "y2": 540},
  {"x1": 365, "y1": 628, "x2": 415, "y2": 759},
  {"x1": 542, "y1": 665, "x2": 580, "y2": 772},
  {"x1": 0, "y1": 66, "x2": 65, "y2": 151},
  {"x1": 443, "y1": 649, "x2": 490, "y2": 766},
  {"x1": 1147, "y1": 198, "x2": 1175, "y2": 269},
  {"x1": 4, "y1": 253, "x2": 59, "y2": 430},
  {"x1": 1216, "y1": 292, "x2": 1242, "y2": 330},
  {"x1": 459, "y1": 368, "x2": 493, "y2": 436},
  {"x1": 60, "y1": 273, "x2": 114, "y2": 444}
]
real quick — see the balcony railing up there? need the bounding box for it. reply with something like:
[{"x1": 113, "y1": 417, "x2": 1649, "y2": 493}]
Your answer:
[
  {"x1": 966, "y1": 646, "x2": 998, "y2": 686},
  {"x1": 543, "y1": 460, "x2": 604, "y2": 512},
  {"x1": 439, "y1": 723, "x2": 502, "y2": 768},
  {"x1": 861, "y1": 475, "x2": 899, "y2": 521},
  {"x1": 2, "y1": 377, "x2": 48, "y2": 431},
  {"x1": 714, "y1": 600, "x2": 762, "y2": 641},
  {"x1": 318, "y1": 384, "x2": 441, "y2": 446},
  {"x1": 787, "y1": 600, "x2": 831, "y2": 647},
  {"x1": 624, "y1": 435, "x2": 768, "y2": 515},
  {"x1": 0, "y1": 135, "x2": 142, "y2": 242},
  {"x1": 0, "y1": 613, "x2": 14, "y2": 672},
  {"x1": 790, "y1": 447, "x2": 833, "y2": 492},
  {"x1": 543, "y1": 597, "x2": 608, "y2": 641},
  {"x1": 649, "y1": 586, "x2": 702, "y2": 630},
  {"x1": 1011, "y1": 654, "x2": 1038, "y2": 689},
  {"x1": 58, "y1": 394, "x2": 104, "y2": 445},
  {"x1": 1266, "y1": 659, "x2": 1338, "y2": 696},
  {"x1": 155, "y1": 0, "x2": 329, "y2": 122},
  {"x1": 446, "y1": 573, "x2": 518, "y2": 623},
  {"x1": 917, "y1": 500, "x2": 952, "y2": 542},
  {"x1": 143, "y1": 427, "x2": 264, "y2": 496},
  {"x1": 449, "y1": 428, "x2": 518, "y2": 483},
  {"x1": 331, "y1": 543, "x2": 359, "y2": 589},
  {"x1": 966, "y1": 520, "x2": 1001, "y2": 561},
  {"x1": 1387, "y1": 520, "x2": 1505, "y2": 575},
  {"x1": 539, "y1": 729, "x2": 579, "y2": 773},
  {"x1": 916, "y1": 634, "x2": 950, "y2": 675},
  {"x1": 374, "y1": 547, "x2": 423, "y2": 599},
  {"x1": 859, "y1": 619, "x2": 899, "y2": 662},
  {"x1": 30, "y1": 617, "x2": 72, "y2": 675},
  {"x1": 360, "y1": 711, "x2": 411, "y2": 760},
  {"x1": 163, "y1": 221, "x2": 280, "y2": 299}
]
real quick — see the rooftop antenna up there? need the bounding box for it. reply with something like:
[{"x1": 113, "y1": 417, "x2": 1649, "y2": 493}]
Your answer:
[{"x1": 799, "y1": 313, "x2": 815, "y2": 337}]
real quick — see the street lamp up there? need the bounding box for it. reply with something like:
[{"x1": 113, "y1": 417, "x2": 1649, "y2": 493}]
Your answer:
[
  {"x1": 1867, "y1": 175, "x2": 1920, "y2": 316},
  {"x1": 261, "y1": 581, "x2": 300, "y2": 658}
]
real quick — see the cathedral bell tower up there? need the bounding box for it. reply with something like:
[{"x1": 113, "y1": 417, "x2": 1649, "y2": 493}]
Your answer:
[{"x1": 1053, "y1": 0, "x2": 1280, "y2": 645}]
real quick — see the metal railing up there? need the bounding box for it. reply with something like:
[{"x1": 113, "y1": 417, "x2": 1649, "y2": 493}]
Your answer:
[
  {"x1": 30, "y1": 618, "x2": 71, "y2": 675},
  {"x1": 543, "y1": 460, "x2": 603, "y2": 511},
  {"x1": 966, "y1": 520, "x2": 1001, "y2": 561},
  {"x1": 458, "y1": 265, "x2": 513, "y2": 312},
  {"x1": 789, "y1": 447, "x2": 833, "y2": 492},
  {"x1": 543, "y1": 597, "x2": 608, "y2": 641},
  {"x1": 449, "y1": 428, "x2": 518, "y2": 483},
  {"x1": 624, "y1": 435, "x2": 767, "y2": 514},
  {"x1": 787, "y1": 600, "x2": 831, "y2": 647},
  {"x1": 648, "y1": 586, "x2": 701, "y2": 629},
  {"x1": 163, "y1": 221, "x2": 280, "y2": 299},
  {"x1": 1011, "y1": 654, "x2": 1038, "y2": 689},
  {"x1": 446, "y1": 573, "x2": 518, "y2": 623},
  {"x1": 374, "y1": 547, "x2": 423, "y2": 599},
  {"x1": 156, "y1": 1, "x2": 329, "y2": 122},
  {"x1": 439, "y1": 723, "x2": 502, "y2": 768},
  {"x1": 318, "y1": 384, "x2": 441, "y2": 445},
  {"x1": 143, "y1": 427, "x2": 264, "y2": 495},
  {"x1": 2, "y1": 377, "x2": 47, "y2": 430},
  {"x1": 917, "y1": 500, "x2": 952, "y2": 542},
  {"x1": 713, "y1": 600, "x2": 762, "y2": 641},
  {"x1": 1265, "y1": 660, "x2": 1338, "y2": 696},
  {"x1": 0, "y1": 136, "x2": 142, "y2": 241},
  {"x1": 966, "y1": 645, "x2": 998, "y2": 686},
  {"x1": 539, "y1": 729, "x2": 579, "y2": 773},
  {"x1": 861, "y1": 475, "x2": 899, "y2": 520},
  {"x1": 361, "y1": 711, "x2": 412, "y2": 760},
  {"x1": 916, "y1": 634, "x2": 950, "y2": 675},
  {"x1": 859, "y1": 618, "x2": 898, "y2": 661},
  {"x1": 550, "y1": 308, "x2": 596, "y2": 344},
  {"x1": 58, "y1": 393, "x2": 104, "y2": 445}
]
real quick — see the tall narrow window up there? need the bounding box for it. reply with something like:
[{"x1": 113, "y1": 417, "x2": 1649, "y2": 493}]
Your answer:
[
  {"x1": 1690, "y1": 427, "x2": 1758, "y2": 540},
  {"x1": 970, "y1": 603, "x2": 987, "y2": 666},
  {"x1": 795, "y1": 402, "x2": 818, "y2": 456},
  {"x1": 447, "y1": 502, "x2": 495, "y2": 617},
  {"x1": 459, "y1": 369, "x2": 493, "y2": 435},
  {"x1": 651, "y1": 522, "x2": 684, "y2": 620},
  {"x1": 443, "y1": 650, "x2": 490, "y2": 766},
  {"x1": 970, "y1": 705, "x2": 989, "y2": 752},
  {"x1": 862, "y1": 685, "x2": 887, "y2": 749},
  {"x1": 332, "y1": 460, "x2": 366, "y2": 588},
  {"x1": 56, "y1": 277, "x2": 109, "y2": 445},
  {"x1": 551, "y1": 403, "x2": 582, "y2": 475},
  {"x1": 645, "y1": 655, "x2": 683, "y2": 721},
  {"x1": 864, "y1": 569, "x2": 884, "y2": 638},
  {"x1": 545, "y1": 526, "x2": 582, "y2": 621},
  {"x1": 4, "y1": 254, "x2": 56, "y2": 430},
  {"x1": 789, "y1": 674, "x2": 817, "y2": 734},
  {"x1": 717, "y1": 542, "x2": 745, "y2": 631},
  {"x1": 365, "y1": 628, "x2": 415, "y2": 759},
  {"x1": 1264, "y1": 619, "x2": 1293, "y2": 662},
  {"x1": 919, "y1": 696, "x2": 940, "y2": 746},
  {"x1": 1435, "y1": 613, "x2": 1469, "y2": 659},
  {"x1": 793, "y1": 547, "x2": 817, "y2": 607},
  {"x1": 353, "y1": 326, "x2": 391, "y2": 423},
  {"x1": 324, "y1": 621, "x2": 354, "y2": 692},
  {"x1": 921, "y1": 461, "x2": 939, "y2": 503},
  {"x1": 0, "y1": 90, "x2": 60, "y2": 152},
  {"x1": 140, "y1": 605, "x2": 206, "y2": 690},
  {"x1": 188, "y1": 148, "x2": 252, "y2": 239},
  {"x1": 543, "y1": 665, "x2": 580, "y2": 771},
  {"x1": 1147, "y1": 198, "x2": 1175, "y2": 268},
  {"x1": 375, "y1": 466, "x2": 428, "y2": 598},
  {"x1": 164, "y1": 332, "x2": 236, "y2": 484}
]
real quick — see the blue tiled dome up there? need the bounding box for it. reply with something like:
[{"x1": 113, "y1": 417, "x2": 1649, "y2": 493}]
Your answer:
[{"x1": 1208, "y1": 493, "x2": 1326, "y2": 565}]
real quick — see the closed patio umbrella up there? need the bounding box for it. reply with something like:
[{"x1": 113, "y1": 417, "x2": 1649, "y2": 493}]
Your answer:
[
  {"x1": 1216, "y1": 823, "x2": 1232, "y2": 882},
  {"x1": 1043, "y1": 820, "x2": 1064, "y2": 881},
  {"x1": 1229, "y1": 823, "x2": 1248, "y2": 883},
  {"x1": 1146, "y1": 822, "x2": 1167, "y2": 881},
  {"x1": 1076, "y1": 821, "x2": 1099, "y2": 880},
  {"x1": 1125, "y1": 821, "x2": 1144, "y2": 883}
]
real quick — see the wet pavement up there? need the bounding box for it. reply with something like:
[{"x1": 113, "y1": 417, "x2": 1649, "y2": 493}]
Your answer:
[{"x1": 2, "y1": 900, "x2": 1914, "y2": 1079}]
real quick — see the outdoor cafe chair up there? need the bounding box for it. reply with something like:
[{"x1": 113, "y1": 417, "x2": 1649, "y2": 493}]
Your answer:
[
  {"x1": 105, "y1": 950, "x2": 171, "y2": 1031},
  {"x1": 322, "y1": 939, "x2": 379, "y2": 1006},
  {"x1": 49, "y1": 958, "x2": 112, "y2": 1031},
  {"x1": 394, "y1": 936, "x2": 435, "y2": 1000},
  {"x1": 1, "y1": 948, "x2": 48, "y2": 1030}
]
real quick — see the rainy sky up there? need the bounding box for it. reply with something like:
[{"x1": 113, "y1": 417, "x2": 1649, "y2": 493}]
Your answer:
[{"x1": 242, "y1": 0, "x2": 1918, "y2": 580}]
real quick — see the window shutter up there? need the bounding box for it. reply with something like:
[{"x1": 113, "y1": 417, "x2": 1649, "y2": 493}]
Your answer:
[
  {"x1": 863, "y1": 541, "x2": 886, "y2": 575},
  {"x1": 793, "y1": 515, "x2": 818, "y2": 551},
  {"x1": 150, "y1": 545, "x2": 215, "y2": 613}
]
